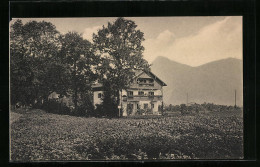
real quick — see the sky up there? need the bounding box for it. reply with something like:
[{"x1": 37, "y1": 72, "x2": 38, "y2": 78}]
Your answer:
[{"x1": 12, "y1": 16, "x2": 242, "y2": 67}]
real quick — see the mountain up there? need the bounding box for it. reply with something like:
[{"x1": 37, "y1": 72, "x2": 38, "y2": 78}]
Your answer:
[{"x1": 151, "y1": 56, "x2": 243, "y2": 106}]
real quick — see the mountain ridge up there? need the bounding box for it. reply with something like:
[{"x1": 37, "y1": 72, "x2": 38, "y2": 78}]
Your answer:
[{"x1": 151, "y1": 56, "x2": 243, "y2": 106}]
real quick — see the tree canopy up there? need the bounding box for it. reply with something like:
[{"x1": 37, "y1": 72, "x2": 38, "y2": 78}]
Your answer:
[
  {"x1": 10, "y1": 18, "x2": 150, "y2": 117},
  {"x1": 60, "y1": 32, "x2": 98, "y2": 110},
  {"x1": 10, "y1": 20, "x2": 97, "y2": 112},
  {"x1": 92, "y1": 17, "x2": 150, "y2": 116},
  {"x1": 10, "y1": 20, "x2": 62, "y2": 105},
  {"x1": 93, "y1": 17, "x2": 149, "y2": 91}
]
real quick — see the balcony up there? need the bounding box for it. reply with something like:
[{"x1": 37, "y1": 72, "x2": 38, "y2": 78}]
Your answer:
[
  {"x1": 129, "y1": 82, "x2": 160, "y2": 89},
  {"x1": 138, "y1": 83, "x2": 154, "y2": 87},
  {"x1": 122, "y1": 95, "x2": 162, "y2": 102}
]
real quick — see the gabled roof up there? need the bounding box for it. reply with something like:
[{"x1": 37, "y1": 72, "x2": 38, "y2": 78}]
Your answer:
[
  {"x1": 134, "y1": 70, "x2": 167, "y2": 86},
  {"x1": 134, "y1": 69, "x2": 144, "y2": 77},
  {"x1": 91, "y1": 82, "x2": 103, "y2": 91},
  {"x1": 91, "y1": 69, "x2": 167, "y2": 91}
]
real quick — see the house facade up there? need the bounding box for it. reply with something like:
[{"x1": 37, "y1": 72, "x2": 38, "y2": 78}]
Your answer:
[{"x1": 92, "y1": 70, "x2": 167, "y2": 116}]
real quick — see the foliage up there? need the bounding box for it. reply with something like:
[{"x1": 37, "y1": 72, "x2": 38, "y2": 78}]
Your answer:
[
  {"x1": 10, "y1": 20, "x2": 97, "y2": 115},
  {"x1": 93, "y1": 17, "x2": 150, "y2": 113},
  {"x1": 34, "y1": 98, "x2": 96, "y2": 117},
  {"x1": 10, "y1": 20, "x2": 62, "y2": 106},
  {"x1": 60, "y1": 32, "x2": 98, "y2": 111},
  {"x1": 11, "y1": 109, "x2": 243, "y2": 161},
  {"x1": 39, "y1": 100, "x2": 71, "y2": 115},
  {"x1": 136, "y1": 109, "x2": 145, "y2": 115},
  {"x1": 10, "y1": 18, "x2": 153, "y2": 117},
  {"x1": 93, "y1": 84, "x2": 118, "y2": 118},
  {"x1": 165, "y1": 103, "x2": 242, "y2": 114}
]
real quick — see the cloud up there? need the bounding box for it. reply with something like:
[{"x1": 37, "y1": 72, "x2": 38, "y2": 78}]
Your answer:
[
  {"x1": 157, "y1": 30, "x2": 175, "y2": 43},
  {"x1": 143, "y1": 30, "x2": 175, "y2": 63},
  {"x1": 82, "y1": 25, "x2": 102, "y2": 42},
  {"x1": 144, "y1": 17, "x2": 242, "y2": 66}
]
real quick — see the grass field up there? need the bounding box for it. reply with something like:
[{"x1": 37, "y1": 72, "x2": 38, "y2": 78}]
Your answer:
[{"x1": 10, "y1": 108, "x2": 243, "y2": 161}]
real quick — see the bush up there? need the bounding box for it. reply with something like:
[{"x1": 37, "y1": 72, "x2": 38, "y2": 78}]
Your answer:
[
  {"x1": 94, "y1": 103, "x2": 118, "y2": 118},
  {"x1": 93, "y1": 89, "x2": 118, "y2": 118},
  {"x1": 93, "y1": 104, "x2": 103, "y2": 117},
  {"x1": 73, "y1": 105, "x2": 87, "y2": 116},
  {"x1": 37, "y1": 100, "x2": 71, "y2": 115},
  {"x1": 136, "y1": 109, "x2": 145, "y2": 115},
  {"x1": 33, "y1": 98, "x2": 96, "y2": 117}
]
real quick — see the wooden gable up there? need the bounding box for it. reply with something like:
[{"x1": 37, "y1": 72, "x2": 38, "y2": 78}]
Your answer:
[{"x1": 134, "y1": 70, "x2": 167, "y2": 86}]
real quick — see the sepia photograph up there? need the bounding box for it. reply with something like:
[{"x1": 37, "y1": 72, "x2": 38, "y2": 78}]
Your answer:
[{"x1": 9, "y1": 16, "x2": 243, "y2": 161}]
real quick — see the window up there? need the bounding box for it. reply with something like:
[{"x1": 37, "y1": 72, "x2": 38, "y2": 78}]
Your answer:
[
  {"x1": 137, "y1": 104, "x2": 139, "y2": 109},
  {"x1": 137, "y1": 78, "x2": 143, "y2": 83},
  {"x1": 127, "y1": 91, "x2": 133, "y2": 97},
  {"x1": 149, "y1": 79, "x2": 154, "y2": 83},
  {"x1": 98, "y1": 93, "x2": 102, "y2": 98},
  {"x1": 149, "y1": 92, "x2": 154, "y2": 96},
  {"x1": 151, "y1": 104, "x2": 154, "y2": 108},
  {"x1": 138, "y1": 91, "x2": 144, "y2": 96},
  {"x1": 137, "y1": 78, "x2": 147, "y2": 84},
  {"x1": 144, "y1": 103, "x2": 148, "y2": 109}
]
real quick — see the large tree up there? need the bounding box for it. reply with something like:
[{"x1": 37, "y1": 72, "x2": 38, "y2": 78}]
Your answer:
[
  {"x1": 93, "y1": 17, "x2": 150, "y2": 116},
  {"x1": 60, "y1": 32, "x2": 98, "y2": 111},
  {"x1": 10, "y1": 20, "x2": 62, "y2": 106}
]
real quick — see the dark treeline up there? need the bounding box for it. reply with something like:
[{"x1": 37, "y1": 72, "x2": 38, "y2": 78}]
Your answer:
[
  {"x1": 10, "y1": 18, "x2": 149, "y2": 117},
  {"x1": 164, "y1": 103, "x2": 242, "y2": 115}
]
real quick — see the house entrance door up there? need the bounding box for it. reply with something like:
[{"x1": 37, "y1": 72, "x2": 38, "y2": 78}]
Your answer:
[{"x1": 127, "y1": 103, "x2": 134, "y2": 116}]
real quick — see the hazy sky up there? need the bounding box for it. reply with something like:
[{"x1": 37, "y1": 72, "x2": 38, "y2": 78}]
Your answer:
[{"x1": 12, "y1": 16, "x2": 242, "y2": 66}]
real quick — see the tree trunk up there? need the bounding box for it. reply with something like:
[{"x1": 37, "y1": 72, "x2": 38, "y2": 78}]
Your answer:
[
  {"x1": 74, "y1": 87, "x2": 78, "y2": 111},
  {"x1": 73, "y1": 62, "x2": 78, "y2": 112},
  {"x1": 116, "y1": 90, "x2": 121, "y2": 117}
]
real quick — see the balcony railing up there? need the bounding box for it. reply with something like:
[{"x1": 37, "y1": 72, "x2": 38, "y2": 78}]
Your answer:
[
  {"x1": 138, "y1": 83, "x2": 154, "y2": 87},
  {"x1": 122, "y1": 95, "x2": 162, "y2": 101}
]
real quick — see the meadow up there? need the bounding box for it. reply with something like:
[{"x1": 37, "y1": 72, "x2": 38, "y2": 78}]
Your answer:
[{"x1": 10, "y1": 108, "x2": 243, "y2": 161}]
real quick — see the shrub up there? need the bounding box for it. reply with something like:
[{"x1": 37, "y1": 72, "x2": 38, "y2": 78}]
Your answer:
[
  {"x1": 93, "y1": 104, "x2": 103, "y2": 117},
  {"x1": 136, "y1": 109, "x2": 145, "y2": 115},
  {"x1": 38, "y1": 100, "x2": 71, "y2": 115}
]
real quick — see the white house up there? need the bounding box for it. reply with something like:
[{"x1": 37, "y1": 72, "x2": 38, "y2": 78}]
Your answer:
[{"x1": 92, "y1": 70, "x2": 167, "y2": 116}]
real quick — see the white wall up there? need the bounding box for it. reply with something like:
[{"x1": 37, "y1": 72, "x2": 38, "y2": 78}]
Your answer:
[
  {"x1": 93, "y1": 91, "x2": 103, "y2": 105},
  {"x1": 153, "y1": 101, "x2": 160, "y2": 112},
  {"x1": 122, "y1": 102, "x2": 127, "y2": 116},
  {"x1": 122, "y1": 90, "x2": 127, "y2": 96}
]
